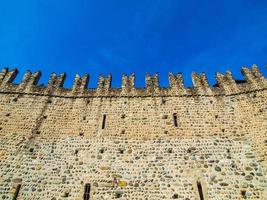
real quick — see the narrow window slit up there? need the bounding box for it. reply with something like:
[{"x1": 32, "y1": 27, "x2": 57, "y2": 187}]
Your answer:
[
  {"x1": 83, "y1": 183, "x2": 91, "y2": 200},
  {"x1": 13, "y1": 184, "x2": 21, "y2": 200},
  {"x1": 197, "y1": 181, "x2": 204, "y2": 200},
  {"x1": 173, "y1": 113, "x2": 178, "y2": 127},
  {"x1": 102, "y1": 114, "x2": 106, "y2": 129}
]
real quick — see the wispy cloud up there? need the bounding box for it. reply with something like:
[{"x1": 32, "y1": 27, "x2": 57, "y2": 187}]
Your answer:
[{"x1": 98, "y1": 48, "x2": 130, "y2": 66}]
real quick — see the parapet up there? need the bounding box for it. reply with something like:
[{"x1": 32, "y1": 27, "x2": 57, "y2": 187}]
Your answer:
[{"x1": 0, "y1": 65, "x2": 266, "y2": 98}]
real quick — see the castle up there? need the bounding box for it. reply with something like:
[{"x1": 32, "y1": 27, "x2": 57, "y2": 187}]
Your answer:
[{"x1": 0, "y1": 65, "x2": 266, "y2": 199}]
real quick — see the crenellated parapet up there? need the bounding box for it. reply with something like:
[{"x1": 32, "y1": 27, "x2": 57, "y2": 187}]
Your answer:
[
  {"x1": 18, "y1": 71, "x2": 41, "y2": 92},
  {"x1": 216, "y1": 71, "x2": 239, "y2": 94},
  {"x1": 72, "y1": 74, "x2": 89, "y2": 94},
  {"x1": 168, "y1": 73, "x2": 186, "y2": 95},
  {"x1": 145, "y1": 74, "x2": 159, "y2": 95},
  {"x1": 241, "y1": 65, "x2": 265, "y2": 89},
  {"x1": 121, "y1": 73, "x2": 135, "y2": 95},
  {"x1": 0, "y1": 65, "x2": 266, "y2": 98},
  {"x1": 96, "y1": 75, "x2": 112, "y2": 95},
  {"x1": 0, "y1": 68, "x2": 18, "y2": 88},
  {"x1": 192, "y1": 72, "x2": 212, "y2": 95},
  {"x1": 46, "y1": 73, "x2": 66, "y2": 94},
  {"x1": 0, "y1": 68, "x2": 8, "y2": 83}
]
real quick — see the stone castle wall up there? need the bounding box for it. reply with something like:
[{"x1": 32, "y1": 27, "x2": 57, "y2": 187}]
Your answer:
[{"x1": 0, "y1": 66, "x2": 266, "y2": 199}]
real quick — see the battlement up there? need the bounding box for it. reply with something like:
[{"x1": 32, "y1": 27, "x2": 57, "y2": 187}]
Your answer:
[
  {"x1": 0, "y1": 65, "x2": 266, "y2": 98},
  {"x1": 0, "y1": 65, "x2": 267, "y2": 199}
]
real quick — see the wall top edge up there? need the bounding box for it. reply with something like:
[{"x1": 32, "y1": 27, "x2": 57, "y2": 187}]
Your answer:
[{"x1": 0, "y1": 65, "x2": 266, "y2": 97}]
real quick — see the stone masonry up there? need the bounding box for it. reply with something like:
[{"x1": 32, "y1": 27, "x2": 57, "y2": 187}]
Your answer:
[{"x1": 0, "y1": 65, "x2": 266, "y2": 200}]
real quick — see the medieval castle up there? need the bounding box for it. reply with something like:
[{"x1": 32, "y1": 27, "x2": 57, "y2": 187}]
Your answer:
[{"x1": 0, "y1": 65, "x2": 266, "y2": 199}]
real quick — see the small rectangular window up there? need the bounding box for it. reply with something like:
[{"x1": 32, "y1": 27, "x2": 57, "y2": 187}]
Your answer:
[
  {"x1": 173, "y1": 113, "x2": 178, "y2": 127},
  {"x1": 102, "y1": 114, "x2": 106, "y2": 129},
  {"x1": 197, "y1": 181, "x2": 204, "y2": 200},
  {"x1": 83, "y1": 183, "x2": 91, "y2": 200},
  {"x1": 13, "y1": 184, "x2": 21, "y2": 200}
]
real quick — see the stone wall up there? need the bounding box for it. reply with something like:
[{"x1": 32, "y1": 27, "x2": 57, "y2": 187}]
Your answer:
[{"x1": 0, "y1": 66, "x2": 266, "y2": 199}]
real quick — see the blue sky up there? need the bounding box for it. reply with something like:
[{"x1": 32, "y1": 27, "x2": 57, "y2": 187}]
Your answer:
[{"x1": 0, "y1": 0, "x2": 267, "y2": 88}]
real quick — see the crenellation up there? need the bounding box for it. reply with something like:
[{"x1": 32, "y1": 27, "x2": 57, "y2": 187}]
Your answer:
[
  {"x1": 72, "y1": 74, "x2": 81, "y2": 92},
  {"x1": 0, "y1": 66, "x2": 266, "y2": 199},
  {"x1": 81, "y1": 74, "x2": 89, "y2": 90},
  {"x1": 45, "y1": 73, "x2": 67, "y2": 96},
  {"x1": 21, "y1": 70, "x2": 32, "y2": 85},
  {"x1": 191, "y1": 72, "x2": 212, "y2": 95},
  {"x1": 168, "y1": 73, "x2": 186, "y2": 95},
  {"x1": 251, "y1": 64, "x2": 264, "y2": 80},
  {"x1": 28, "y1": 71, "x2": 42, "y2": 87},
  {"x1": 0, "y1": 68, "x2": 18, "y2": 88},
  {"x1": 251, "y1": 65, "x2": 267, "y2": 88},
  {"x1": 215, "y1": 71, "x2": 240, "y2": 94},
  {"x1": 18, "y1": 71, "x2": 41, "y2": 92},
  {"x1": 145, "y1": 73, "x2": 159, "y2": 95},
  {"x1": 242, "y1": 67, "x2": 257, "y2": 84},
  {"x1": 16, "y1": 70, "x2": 32, "y2": 93},
  {"x1": 72, "y1": 74, "x2": 89, "y2": 94},
  {"x1": 0, "y1": 66, "x2": 266, "y2": 98},
  {"x1": 241, "y1": 66, "x2": 266, "y2": 90},
  {"x1": 97, "y1": 75, "x2": 112, "y2": 95},
  {"x1": 0, "y1": 68, "x2": 8, "y2": 83},
  {"x1": 121, "y1": 73, "x2": 135, "y2": 95}
]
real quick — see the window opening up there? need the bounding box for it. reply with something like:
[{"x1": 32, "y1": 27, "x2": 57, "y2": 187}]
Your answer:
[
  {"x1": 102, "y1": 114, "x2": 106, "y2": 129},
  {"x1": 83, "y1": 183, "x2": 91, "y2": 200},
  {"x1": 173, "y1": 113, "x2": 178, "y2": 127},
  {"x1": 13, "y1": 184, "x2": 21, "y2": 200},
  {"x1": 197, "y1": 181, "x2": 204, "y2": 200}
]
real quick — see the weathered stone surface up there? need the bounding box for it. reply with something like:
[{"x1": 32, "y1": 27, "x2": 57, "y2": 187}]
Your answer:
[{"x1": 0, "y1": 67, "x2": 266, "y2": 199}]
